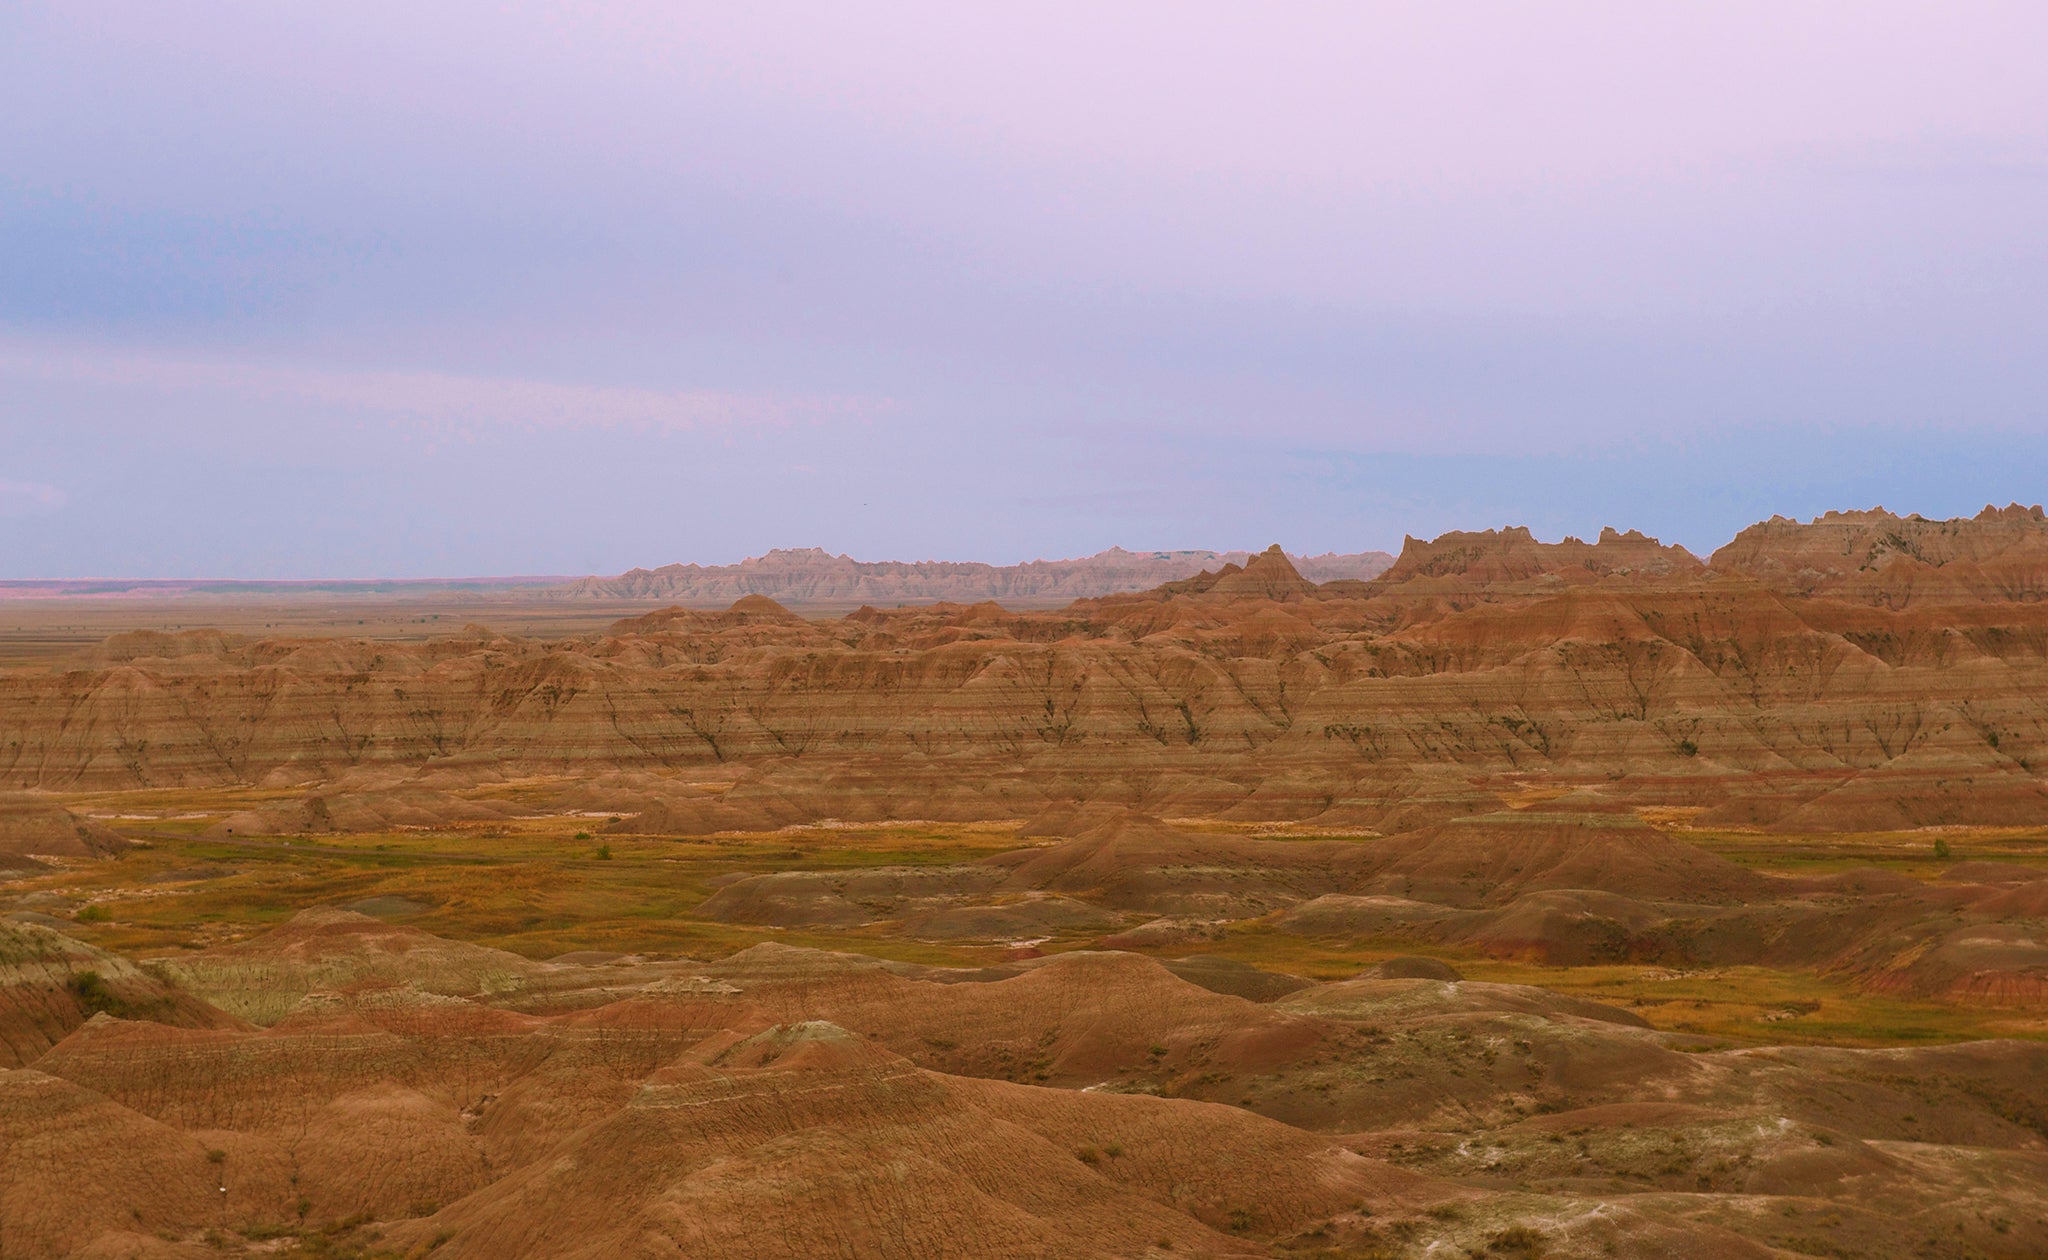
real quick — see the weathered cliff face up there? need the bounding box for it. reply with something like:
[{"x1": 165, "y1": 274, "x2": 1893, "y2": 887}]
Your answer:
[
  {"x1": 1710, "y1": 503, "x2": 2048, "y2": 605},
  {"x1": 1378, "y1": 526, "x2": 1705, "y2": 588},
  {"x1": 558, "y1": 545, "x2": 1394, "y2": 605},
  {"x1": 4, "y1": 519, "x2": 2047, "y2": 835}
]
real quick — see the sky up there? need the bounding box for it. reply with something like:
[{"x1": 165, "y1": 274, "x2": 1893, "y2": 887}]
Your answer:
[{"x1": 3, "y1": 2, "x2": 2046, "y2": 577}]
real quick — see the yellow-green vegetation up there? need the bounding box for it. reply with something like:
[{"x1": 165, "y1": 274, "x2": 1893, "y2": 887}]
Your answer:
[
  {"x1": 11, "y1": 787, "x2": 2047, "y2": 1049},
  {"x1": 1676, "y1": 823, "x2": 2048, "y2": 877},
  {"x1": 17, "y1": 787, "x2": 1022, "y2": 966},
  {"x1": 1169, "y1": 925, "x2": 2048, "y2": 1046}
]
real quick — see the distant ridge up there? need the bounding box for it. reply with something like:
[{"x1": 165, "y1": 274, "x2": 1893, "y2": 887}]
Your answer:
[
  {"x1": 0, "y1": 577, "x2": 574, "y2": 600},
  {"x1": 556, "y1": 546, "x2": 1395, "y2": 607}
]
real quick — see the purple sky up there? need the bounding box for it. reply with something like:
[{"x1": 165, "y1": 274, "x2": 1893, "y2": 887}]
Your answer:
[{"x1": 4, "y1": 2, "x2": 2046, "y2": 576}]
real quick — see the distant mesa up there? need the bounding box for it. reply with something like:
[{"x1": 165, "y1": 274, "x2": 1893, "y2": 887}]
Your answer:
[
  {"x1": 1376, "y1": 525, "x2": 1704, "y2": 587},
  {"x1": 558, "y1": 544, "x2": 1394, "y2": 607}
]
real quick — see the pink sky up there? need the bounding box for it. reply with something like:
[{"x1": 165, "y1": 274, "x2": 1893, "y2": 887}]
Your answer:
[{"x1": 3, "y1": 3, "x2": 2045, "y2": 574}]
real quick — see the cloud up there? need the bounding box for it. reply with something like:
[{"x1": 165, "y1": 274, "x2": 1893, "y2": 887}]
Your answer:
[
  {"x1": 0, "y1": 479, "x2": 67, "y2": 517},
  {"x1": 0, "y1": 340, "x2": 886, "y2": 437}
]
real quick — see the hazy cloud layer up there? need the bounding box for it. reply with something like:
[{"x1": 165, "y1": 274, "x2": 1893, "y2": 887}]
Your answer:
[{"x1": 2, "y1": 3, "x2": 2044, "y2": 575}]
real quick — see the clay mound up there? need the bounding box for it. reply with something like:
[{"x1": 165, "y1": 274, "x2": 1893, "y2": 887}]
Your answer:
[
  {"x1": 696, "y1": 864, "x2": 1007, "y2": 928},
  {"x1": 0, "y1": 920, "x2": 244, "y2": 1066},
  {"x1": 0, "y1": 1068, "x2": 295, "y2": 1258},
  {"x1": 153, "y1": 908, "x2": 548, "y2": 1024},
  {"x1": 210, "y1": 786, "x2": 526, "y2": 836},
  {"x1": 1365, "y1": 955, "x2": 1465, "y2": 981},
  {"x1": 385, "y1": 1020, "x2": 1439, "y2": 1260},
  {"x1": 1972, "y1": 878, "x2": 2048, "y2": 918},
  {"x1": 1273, "y1": 892, "x2": 1462, "y2": 937},
  {"x1": 1096, "y1": 915, "x2": 1233, "y2": 949},
  {"x1": 1461, "y1": 888, "x2": 1681, "y2": 964},
  {"x1": 611, "y1": 795, "x2": 803, "y2": 836},
  {"x1": 996, "y1": 807, "x2": 1370, "y2": 916},
  {"x1": 699, "y1": 946, "x2": 1337, "y2": 1087},
  {"x1": 898, "y1": 894, "x2": 1122, "y2": 941},
  {"x1": 1278, "y1": 975, "x2": 1651, "y2": 1029},
  {"x1": 1859, "y1": 923, "x2": 2048, "y2": 1003},
  {"x1": 609, "y1": 592, "x2": 812, "y2": 635},
  {"x1": 1363, "y1": 810, "x2": 1771, "y2": 907},
  {"x1": 1159, "y1": 955, "x2": 1314, "y2": 1001},
  {"x1": 0, "y1": 795, "x2": 130, "y2": 867},
  {"x1": 16, "y1": 911, "x2": 2048, "y2": 1256}
]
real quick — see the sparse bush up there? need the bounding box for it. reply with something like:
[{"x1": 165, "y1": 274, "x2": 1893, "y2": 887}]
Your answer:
[
  {"x1": 69, "y1": 970, "x2": 121, "y2": 1015},
  {"x1": 574, "y1": 831, "x2": 592, "y2": 840},
  {"x1": 75, "y1": 904, "x2": 110, "y2": 923},
  {"x1": 1933, "y1": 836, "x2": 1953, "y2": 861},
  {"x1": 1488, "y1": 1224, "x2": 1546, "y2": 1256},
  {"x1": 1076, "y1": 1147, "x2": 1100, "y2": 1165},
  {"x1": 595, "y1": 844, "x2": 613, "y2": 860},
  {"x1": 1676, "y1": 739, "x2": 1699, "y2": 757}
]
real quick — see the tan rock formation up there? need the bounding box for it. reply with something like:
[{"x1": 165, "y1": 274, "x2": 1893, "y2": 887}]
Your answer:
[
  {"x1": 4, "y1": 516, "x2": 2048, "y2": 847},
  {"x1": 561, "y1": 545, "x2": 1394, "y2": 606}
]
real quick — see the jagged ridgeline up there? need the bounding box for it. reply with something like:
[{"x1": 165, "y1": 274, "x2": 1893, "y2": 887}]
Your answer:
[
  {"x1": 6, "y1": 508, "x2": 2048, "y2": 839},
  {"x1": 555, "y1": 545, "x2": 1395, "y2": 604}
]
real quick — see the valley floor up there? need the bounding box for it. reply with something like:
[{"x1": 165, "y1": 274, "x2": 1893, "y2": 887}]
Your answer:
[{"x1": 5, "y1": 790, "x2": 2046, "y2": 1259}]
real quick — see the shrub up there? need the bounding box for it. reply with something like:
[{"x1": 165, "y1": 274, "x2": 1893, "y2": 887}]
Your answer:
[
  {"x1": 69, "y1": 970, "x2": 119, "y2": 1014},
  {"x1": 1933, "y1": 836, "x2": 1953, "y2": 861},
  {"x1": 75, "y1": 904, "x2": 110, "y2": 923}
]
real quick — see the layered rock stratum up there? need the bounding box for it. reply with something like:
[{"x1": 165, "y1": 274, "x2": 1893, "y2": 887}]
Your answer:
[{"x1": 5, "y1": 510, "x2": 2046, "y2": 841}]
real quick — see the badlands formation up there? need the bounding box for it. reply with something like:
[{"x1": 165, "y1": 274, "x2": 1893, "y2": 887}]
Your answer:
[{"x1": 2, "y1": 507, "x2": 2048, "y2": 1257}]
